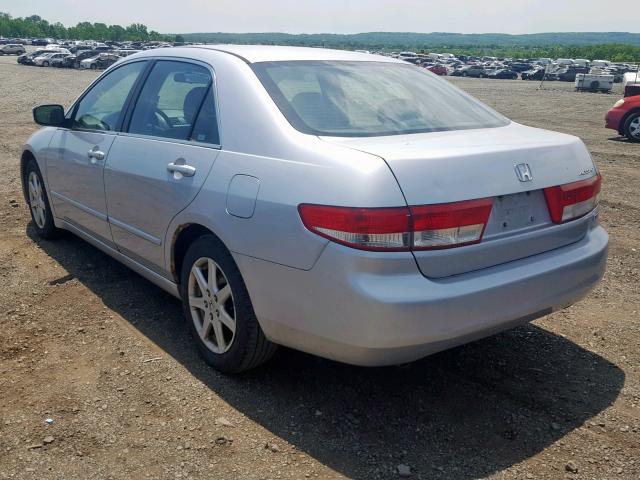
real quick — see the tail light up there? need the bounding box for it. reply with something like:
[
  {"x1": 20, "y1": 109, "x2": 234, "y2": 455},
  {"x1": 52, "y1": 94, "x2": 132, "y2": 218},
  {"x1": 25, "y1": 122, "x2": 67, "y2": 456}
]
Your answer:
[
  {"x1": 543, "y1": 174, "x2": 601, "y2": 224},
  {"x1": 298, "y1": 198, "x2": 493, "y2": 252},
  {"x1": 410, "y1": 199, "x2": 493, "y2": 250}
]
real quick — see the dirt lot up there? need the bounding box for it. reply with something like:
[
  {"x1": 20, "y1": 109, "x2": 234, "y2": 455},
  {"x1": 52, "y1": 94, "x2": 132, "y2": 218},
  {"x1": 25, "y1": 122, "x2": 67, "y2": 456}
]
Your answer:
[{"x1": 0, "y1": 54, "x2": 638, "y2": 480}]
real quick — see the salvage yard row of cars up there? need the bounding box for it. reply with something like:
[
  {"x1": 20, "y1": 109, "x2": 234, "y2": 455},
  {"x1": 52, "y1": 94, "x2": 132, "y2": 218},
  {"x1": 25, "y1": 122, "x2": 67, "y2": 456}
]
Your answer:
[
  {"x1": 4, "y1": 39, "x2": 173, "y2": 70},
  {"x1": 3, "y1": 36, "x2": 637, "y2": 82},
  {"x1": 388, "y1": 52, "x2": 637, "y2": 84}
]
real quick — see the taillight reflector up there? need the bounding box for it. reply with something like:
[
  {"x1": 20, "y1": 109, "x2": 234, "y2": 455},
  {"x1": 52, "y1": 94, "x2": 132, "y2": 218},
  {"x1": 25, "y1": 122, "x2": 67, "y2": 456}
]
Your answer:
[
  {"x1": 543, "y1": 174, "x2": 601, "y2": 224},
  {"x1": 298, "y1": 198, "x2": 493, "y2": 252}
]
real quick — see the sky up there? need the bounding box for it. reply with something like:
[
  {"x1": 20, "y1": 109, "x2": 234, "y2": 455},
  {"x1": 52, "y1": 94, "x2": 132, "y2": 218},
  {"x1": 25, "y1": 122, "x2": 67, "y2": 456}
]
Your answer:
[{"x1": 0, "y1": 0, "x2": 633, "y2": 35}]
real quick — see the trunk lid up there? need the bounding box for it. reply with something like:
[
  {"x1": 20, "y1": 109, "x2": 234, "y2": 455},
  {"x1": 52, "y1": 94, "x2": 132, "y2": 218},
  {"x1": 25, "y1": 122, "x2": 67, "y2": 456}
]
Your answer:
[{"x1": 322, "y1": 123, "x2": 598, "y2": 278}]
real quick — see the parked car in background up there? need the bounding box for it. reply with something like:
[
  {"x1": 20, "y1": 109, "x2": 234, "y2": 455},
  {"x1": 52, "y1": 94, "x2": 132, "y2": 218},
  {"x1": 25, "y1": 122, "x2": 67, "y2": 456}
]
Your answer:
[
  {"x1": 17, "y1": 49, "x2": 49, "y2": 65},
  {"x1": 115, "y1": 49, "x2": 142, "y2": 58},
  {"x1": 80, "y1": 52, "x2": 121, "y2": 70},
  {"x1": 48, "y1": 53, "x2": 73, "y2": 68},
  {"x1": 521, "y1": 68, "x2": 546, "y2": 80},
  {"x1": 425, "y1": 64, "x2": 448, "y2": 76},
  {"x1": 0, "y1": 44, "x2": 26, "y2": 55},
  {"x1": 23, "y1": 46, "x2": 607, "y2": 373},
  {"x1": 458, "y1": 65, "x2": 488, "y2": 78},
  {"x1": 33, "y1": 52, "x2": 68, "y2": 67},
  {"x1": 488, "y1": 68, "x2": 518, "y2": 79},
  {"x1": 69, "y1": 45, "x2": 94, "y2": 54},
  {"x1": 66, "y1": 49, "x2": 101, "y2": 68},
  {"x1": 606, "y1": 95, "x2": 640, "y2": 141},
  {"x1": 508, "y1": 62, "x2": 532, "y2": 72},
  {"x1": 546, "y1": 67, "x2": 589, "y2": 82}
]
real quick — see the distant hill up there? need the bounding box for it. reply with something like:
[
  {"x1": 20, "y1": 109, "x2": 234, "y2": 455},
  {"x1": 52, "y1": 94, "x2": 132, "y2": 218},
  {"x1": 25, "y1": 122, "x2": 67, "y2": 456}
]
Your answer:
[{"x1": 179, "y1": 31, "x2": 640, "y2": 49}]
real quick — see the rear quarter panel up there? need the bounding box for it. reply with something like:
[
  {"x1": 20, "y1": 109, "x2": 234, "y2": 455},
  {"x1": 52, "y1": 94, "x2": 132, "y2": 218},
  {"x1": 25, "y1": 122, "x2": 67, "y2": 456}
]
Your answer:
[{"x1": 163, "y1": 51, "x2": 406, "y2": 273}]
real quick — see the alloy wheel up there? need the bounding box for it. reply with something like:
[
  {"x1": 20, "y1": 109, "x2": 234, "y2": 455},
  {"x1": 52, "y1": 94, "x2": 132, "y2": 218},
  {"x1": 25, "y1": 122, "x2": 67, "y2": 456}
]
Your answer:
[
  {"x1": 188, "y1": 257, "x2": 236, "y2": 354},
  {"x1": 28, "y1": 171, "x2": 46, "y2": 229},
  {"x1": 628, "y1": 117, "x2": 640, "y2": 139}
]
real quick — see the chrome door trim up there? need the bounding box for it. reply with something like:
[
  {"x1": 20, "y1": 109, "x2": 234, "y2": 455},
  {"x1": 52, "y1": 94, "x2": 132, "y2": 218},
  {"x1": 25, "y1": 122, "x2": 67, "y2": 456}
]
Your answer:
[
  {"x1": 115, "y1": 131, "x2": 221, "y2": 150},
  {"x1": 108, "y1": 216, "x2": 162, "y2": 246},
  {"x1": 61, "y1": 219, "x2": 179, "y2": 298},
  {"x1": 51, "y1": 191, "x2": 108, "y2": 221}
]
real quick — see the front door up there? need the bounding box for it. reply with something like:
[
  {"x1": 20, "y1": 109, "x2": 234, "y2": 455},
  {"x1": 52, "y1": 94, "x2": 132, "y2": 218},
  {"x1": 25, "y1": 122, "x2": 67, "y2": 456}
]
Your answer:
[
  {"x1": 46, "y1": 61, "x2": 147, "y2": 246},
  {"x1": 104, "y1": 60, "x2": 220, "y2": 273}
]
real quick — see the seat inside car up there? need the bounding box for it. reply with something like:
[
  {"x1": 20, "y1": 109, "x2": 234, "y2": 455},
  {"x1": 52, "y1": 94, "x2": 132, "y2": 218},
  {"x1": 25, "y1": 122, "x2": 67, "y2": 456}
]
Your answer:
[{"x1": 291, "y1": 92, "x2": 350, "y2": 131}]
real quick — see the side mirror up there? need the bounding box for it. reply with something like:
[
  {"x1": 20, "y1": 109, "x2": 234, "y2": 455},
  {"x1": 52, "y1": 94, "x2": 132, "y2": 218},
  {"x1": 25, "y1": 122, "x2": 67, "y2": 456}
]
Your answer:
[{"x1": 33, "y1": 104, "x2": 66, "y2": 127}]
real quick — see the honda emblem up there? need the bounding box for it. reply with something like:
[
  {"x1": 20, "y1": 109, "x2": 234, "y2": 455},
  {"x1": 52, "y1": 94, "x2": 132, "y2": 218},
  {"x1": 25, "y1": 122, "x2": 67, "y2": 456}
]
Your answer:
[{"x1": 515, "y1": 163, "x2": 533, "y2": 182}]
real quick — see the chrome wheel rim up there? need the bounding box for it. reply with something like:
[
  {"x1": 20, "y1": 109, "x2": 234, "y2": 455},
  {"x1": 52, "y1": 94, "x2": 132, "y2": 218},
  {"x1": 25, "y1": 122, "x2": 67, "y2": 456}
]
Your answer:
[
  {"x1": 188, "y1": 257, "x2": 236, "y2": 354},
  {"x1": 28, "y1": 171, "x2": 46, "y2": 229},
  {"x1": 629, "y1": 117, "x2": 640, "y2": 139}
]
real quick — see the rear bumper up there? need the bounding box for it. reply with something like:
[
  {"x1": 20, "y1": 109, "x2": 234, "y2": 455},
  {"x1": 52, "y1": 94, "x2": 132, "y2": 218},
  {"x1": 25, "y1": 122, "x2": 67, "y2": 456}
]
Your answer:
[{"x1": 236, "y1": 223, "x2": 608, "y2": 366}]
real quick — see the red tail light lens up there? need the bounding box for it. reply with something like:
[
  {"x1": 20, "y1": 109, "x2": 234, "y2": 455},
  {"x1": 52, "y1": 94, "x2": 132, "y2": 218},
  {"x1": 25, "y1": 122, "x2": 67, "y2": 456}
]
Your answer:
[
  {"x1": 297, "y1": 204, "x2": 411, "y2": 251},
  {"x1": 543, "y1": 174, "x2": 601, "y2": 224},
  {"x1": 298, "y1": 198, "x2": 493, "y2": 252}
]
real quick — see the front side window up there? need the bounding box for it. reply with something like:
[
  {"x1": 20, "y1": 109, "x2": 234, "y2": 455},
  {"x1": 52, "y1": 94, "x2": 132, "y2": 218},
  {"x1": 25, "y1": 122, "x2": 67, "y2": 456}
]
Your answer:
[
  {"x1": 128, "y1": 61, "x2": 213, "y2": 141},
  {"x1": 72, "y1": 61, "x2": 146, "y2": 132},
  {"x1": 253, "y1": 61, "x2": 509, "y2": 137}
]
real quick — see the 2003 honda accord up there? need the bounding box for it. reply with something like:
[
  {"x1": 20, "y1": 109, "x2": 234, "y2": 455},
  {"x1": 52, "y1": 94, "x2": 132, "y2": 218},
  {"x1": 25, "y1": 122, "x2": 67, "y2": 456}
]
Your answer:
[{"x1": 22, "y1": 46, "x2": 608, "y2": 372}]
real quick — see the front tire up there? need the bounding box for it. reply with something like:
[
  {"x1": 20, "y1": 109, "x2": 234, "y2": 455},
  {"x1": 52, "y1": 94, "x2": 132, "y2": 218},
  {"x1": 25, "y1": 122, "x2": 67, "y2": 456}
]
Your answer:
[
  {"x1": 180, "y1": 235, "x2": 277, "y2": 373},
  {"x1": 623, "y1": 112, "x2": 640, "y2": 143},
  {"x1": 25, "y1": 159, "x2": 61, "y2": 240}
]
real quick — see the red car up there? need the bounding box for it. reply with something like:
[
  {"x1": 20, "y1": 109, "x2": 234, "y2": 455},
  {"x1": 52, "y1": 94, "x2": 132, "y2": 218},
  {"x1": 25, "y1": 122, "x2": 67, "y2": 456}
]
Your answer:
[
  {"x1": 605, "y1": 95, "x2": 640, "y2": 142},
  {"x1": 426, "y1": 65, "x2": 448, "y2": 76}
]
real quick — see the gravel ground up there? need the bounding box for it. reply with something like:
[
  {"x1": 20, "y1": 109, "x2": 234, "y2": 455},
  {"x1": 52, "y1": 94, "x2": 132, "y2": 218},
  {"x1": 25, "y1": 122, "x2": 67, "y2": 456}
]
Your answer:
[{"x1": 0, "y1": 54, "x2": 638, "y2": 480}]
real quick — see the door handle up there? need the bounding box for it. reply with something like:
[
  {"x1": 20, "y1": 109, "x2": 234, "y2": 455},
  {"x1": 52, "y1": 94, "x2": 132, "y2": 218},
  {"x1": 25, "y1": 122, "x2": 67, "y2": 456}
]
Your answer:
[
  {"x1": 167, "y1": 161, "x2": 196, "y2": 177},
  {"x1": 87, "y1": 147, "x2": 105, "y2": 163}
]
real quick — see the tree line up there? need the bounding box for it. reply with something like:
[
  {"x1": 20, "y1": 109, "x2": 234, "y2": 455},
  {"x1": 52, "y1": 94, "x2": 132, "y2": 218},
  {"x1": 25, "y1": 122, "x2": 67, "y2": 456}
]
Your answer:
[
  {"x1": 183, "y1": 32, "x2": 640, "y2": 62},
  {"x1": 0, "y1": 13, "x2": 173, "y2": 42}
]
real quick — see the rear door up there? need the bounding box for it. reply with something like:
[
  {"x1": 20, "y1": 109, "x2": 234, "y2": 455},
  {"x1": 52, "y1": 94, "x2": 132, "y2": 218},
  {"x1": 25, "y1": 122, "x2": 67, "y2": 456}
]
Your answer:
[
  {"x1": 104, "y1": 59, "x2": 220, "y2": 274},
  {"x1": 46, "y1": 60, "x2": 147, "y2": 246}
]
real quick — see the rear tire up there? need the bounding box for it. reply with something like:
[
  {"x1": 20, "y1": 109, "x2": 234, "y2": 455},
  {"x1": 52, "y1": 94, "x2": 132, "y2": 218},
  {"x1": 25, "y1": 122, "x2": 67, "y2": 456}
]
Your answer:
[
  {"x1": 179, "y1": 235, "x2": 277, "y2": 373},
  {"x1": 25, "y1": 159, "x2": 61, "y2": 240},
  {"x1": 623, "y1": 112, "x2": 640, "y2": 143}
]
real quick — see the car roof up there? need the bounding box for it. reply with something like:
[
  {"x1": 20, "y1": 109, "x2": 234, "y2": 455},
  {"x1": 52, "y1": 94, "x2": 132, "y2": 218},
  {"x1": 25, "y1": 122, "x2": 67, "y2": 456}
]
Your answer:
[{"x1": 137, "y1": 44, "x2": 403, "y2": 64}]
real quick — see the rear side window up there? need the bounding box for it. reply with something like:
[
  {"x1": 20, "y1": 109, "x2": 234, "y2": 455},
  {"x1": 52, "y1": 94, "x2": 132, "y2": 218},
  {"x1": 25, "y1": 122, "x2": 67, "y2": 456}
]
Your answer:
[
  {"x1": 72, "y1": 61, "x2": 146, "y2": 132},
  {"x1": 128, "y1": 61, "x2": 215, "y2": 142},
  {"x1": 190, "y1": 87, "x2": 219, "y2": 145}
]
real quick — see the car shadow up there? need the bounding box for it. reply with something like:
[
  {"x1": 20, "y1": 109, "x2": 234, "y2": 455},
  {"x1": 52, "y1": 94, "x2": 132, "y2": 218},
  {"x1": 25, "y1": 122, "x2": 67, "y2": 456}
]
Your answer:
[
  {"x1": 29, "y1": 227, "x2": 624, "y2": 480},
  {"x1": 607, "y1": 136, "x2": 639, "y2": 144}
]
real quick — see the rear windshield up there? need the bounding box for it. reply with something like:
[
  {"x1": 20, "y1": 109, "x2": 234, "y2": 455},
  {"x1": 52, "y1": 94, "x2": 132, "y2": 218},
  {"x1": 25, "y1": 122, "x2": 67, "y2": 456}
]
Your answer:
[{"x1": 252, "y1": 61, "x2": 508, "y2": 137}]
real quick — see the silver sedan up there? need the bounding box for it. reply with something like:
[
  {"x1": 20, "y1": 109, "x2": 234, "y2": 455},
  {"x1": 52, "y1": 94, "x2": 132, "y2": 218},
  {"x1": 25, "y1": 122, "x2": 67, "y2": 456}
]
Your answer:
[{"x1": 21, "y1": 46, "x2": 608, "y2": 372}]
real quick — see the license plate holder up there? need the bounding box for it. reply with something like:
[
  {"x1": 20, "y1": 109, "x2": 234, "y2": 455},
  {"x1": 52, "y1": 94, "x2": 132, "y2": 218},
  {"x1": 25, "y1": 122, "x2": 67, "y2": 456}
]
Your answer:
[{"x1": 494, "y1": 193, "x2": 536, "y2": 230}]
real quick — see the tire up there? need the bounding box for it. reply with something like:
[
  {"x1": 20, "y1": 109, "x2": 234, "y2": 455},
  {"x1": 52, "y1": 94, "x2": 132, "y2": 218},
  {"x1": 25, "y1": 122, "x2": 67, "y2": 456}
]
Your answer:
[
  {"x1": 42, "y1": 61, "x2": 49, "y2": 67},
  {"x1": 623, "y1": 112, "x2": 640, "y2": 143},
  {"x1": 179, "y1": 235, "x2": 277, "y2": 373},
  {"x1": 90, "y1": 63, "x2": 97, "y2": 70},
  {"x1": 462, "y1": 72, "x2": 467, "y2": 77},
  {"x1": 25, "y1": 159, "x2": 61, "y2": 240}
]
